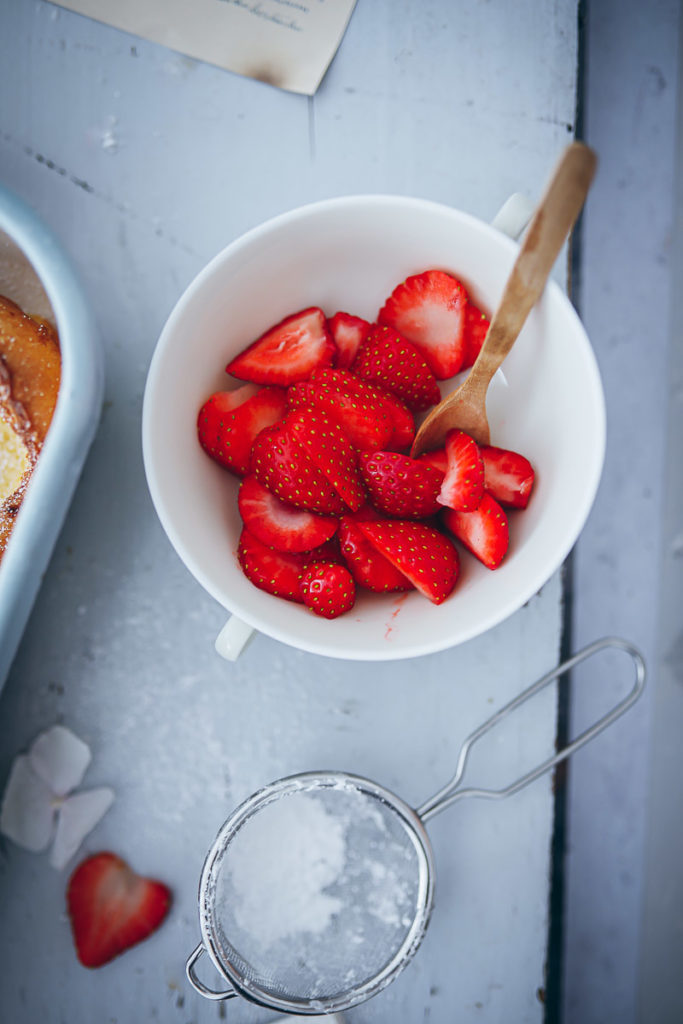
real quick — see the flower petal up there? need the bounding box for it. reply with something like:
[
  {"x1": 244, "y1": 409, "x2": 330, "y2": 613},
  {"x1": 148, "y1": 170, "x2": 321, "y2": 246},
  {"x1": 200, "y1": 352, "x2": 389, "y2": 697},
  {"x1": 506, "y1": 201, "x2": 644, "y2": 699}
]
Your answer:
[
  {"x1": 29, "y1": 725, "x2": 91, "y2": 797},
  {"x1": 50, "y1": 788, "x2": 115, "y2": 870},
  {"x1": 0, "y1": 755, "x2": 56, "y2": 851}
]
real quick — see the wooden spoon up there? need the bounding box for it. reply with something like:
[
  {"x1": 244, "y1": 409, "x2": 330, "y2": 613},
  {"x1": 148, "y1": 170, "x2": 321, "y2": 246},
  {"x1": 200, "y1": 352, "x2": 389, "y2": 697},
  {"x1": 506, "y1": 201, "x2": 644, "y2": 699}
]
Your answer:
[{"x1": 410, "y1": 141, "x2": 597, "y2": 457}]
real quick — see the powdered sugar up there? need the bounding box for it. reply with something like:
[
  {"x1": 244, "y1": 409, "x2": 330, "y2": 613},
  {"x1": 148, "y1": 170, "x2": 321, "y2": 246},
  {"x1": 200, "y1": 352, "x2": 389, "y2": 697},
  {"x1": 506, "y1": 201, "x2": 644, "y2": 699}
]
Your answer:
[
  {"x1": 228, "y1": 792, "x2": 345, "y2": 946},
  {"x1": 209, "y1": 778, "x2": 427, "y2": 1003}
]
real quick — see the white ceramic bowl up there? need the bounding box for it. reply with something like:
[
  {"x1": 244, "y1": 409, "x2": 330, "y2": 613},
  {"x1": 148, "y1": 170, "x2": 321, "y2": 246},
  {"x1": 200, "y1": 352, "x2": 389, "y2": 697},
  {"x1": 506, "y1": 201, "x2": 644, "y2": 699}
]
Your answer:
[
  {"x1": 142, "y1": 195, "x2": 604, "y2": 662},
  {"x1": 0, "y1": 184, "x2": 103, "y2": 689}
]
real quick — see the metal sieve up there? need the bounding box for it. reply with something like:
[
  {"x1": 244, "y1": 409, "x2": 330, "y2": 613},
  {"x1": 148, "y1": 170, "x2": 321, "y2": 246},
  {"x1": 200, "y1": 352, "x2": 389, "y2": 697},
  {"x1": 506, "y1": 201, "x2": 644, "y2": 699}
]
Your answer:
[{"x1": 186, "y1": 637, "x2": 645, "y2": 1015}]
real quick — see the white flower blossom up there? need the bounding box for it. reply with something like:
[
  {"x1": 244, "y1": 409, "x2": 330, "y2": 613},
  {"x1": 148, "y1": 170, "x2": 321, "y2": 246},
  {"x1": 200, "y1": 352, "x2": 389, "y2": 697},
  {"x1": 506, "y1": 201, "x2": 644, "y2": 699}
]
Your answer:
[{"x1": 0, "y1": 725, "x2": 114, "y2": 869}]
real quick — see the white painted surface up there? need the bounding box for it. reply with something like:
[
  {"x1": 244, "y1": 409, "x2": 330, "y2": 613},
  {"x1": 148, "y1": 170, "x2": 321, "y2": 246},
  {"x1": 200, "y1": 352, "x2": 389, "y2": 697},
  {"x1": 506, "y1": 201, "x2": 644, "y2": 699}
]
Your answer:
[{"x1": 0, "y1": 1, "x2": 585, "y2": 1021}]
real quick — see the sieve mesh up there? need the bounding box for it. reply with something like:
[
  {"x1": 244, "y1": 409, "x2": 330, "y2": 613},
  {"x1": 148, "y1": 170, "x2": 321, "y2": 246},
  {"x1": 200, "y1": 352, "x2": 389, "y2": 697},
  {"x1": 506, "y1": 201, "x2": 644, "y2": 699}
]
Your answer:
[{"x1": 203, "y1": 775, "x2": 433, "y2": 1009}]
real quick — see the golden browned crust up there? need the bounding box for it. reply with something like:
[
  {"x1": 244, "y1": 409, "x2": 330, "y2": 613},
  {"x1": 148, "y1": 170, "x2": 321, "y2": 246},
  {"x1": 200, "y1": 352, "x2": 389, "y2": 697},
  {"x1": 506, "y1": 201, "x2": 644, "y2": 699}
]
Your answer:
[
  {"x1": 0, "y1": 294, "x2": 61, "y2": 444},
  {"x1": 0, "y1": 295, "x2": 61, "y2": 561}
]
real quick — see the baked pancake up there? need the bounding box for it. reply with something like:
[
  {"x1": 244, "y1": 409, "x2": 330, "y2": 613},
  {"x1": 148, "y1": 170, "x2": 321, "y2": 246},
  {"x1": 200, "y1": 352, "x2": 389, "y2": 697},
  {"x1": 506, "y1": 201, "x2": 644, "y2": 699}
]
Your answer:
[
  {"x1": 0, "y1": 295, "x2": 61, "y2": 443},
  {"x1": 0, "y1": 295, "x2": 60, "y2": 560}
]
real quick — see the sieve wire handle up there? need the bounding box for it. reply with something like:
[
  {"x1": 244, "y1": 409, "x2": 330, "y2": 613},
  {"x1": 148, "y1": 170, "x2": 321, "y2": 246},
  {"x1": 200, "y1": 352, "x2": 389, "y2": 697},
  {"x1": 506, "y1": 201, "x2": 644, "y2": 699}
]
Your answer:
[
  {"x1": 417, "y1": 637, "x2": 645, "y2": 822},
  {"x1": 186, "y1": 943, "x2": 239, "y2": 1002}
]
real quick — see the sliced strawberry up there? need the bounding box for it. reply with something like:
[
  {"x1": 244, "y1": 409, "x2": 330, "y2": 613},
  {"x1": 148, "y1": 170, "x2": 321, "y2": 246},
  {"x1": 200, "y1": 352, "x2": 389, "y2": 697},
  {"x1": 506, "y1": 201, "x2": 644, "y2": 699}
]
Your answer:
[
  {"x1": 67, "y1": 852, "x2": 171, "y2": 968},
  {"x1": 357, "y1": 520, "x2": 459, "y2": 605},
  {"x1": 238, "y1": 475, "x2": 338, "y2": 553},
  {"x1": 288, "y1": 369, "x2": 394, "y2": 451},
  {"x1": 351, "y1": 324, "x2": 441, "y2": 411},
  {"x1": 327, "y1": 311, "x2": 370, "y2": 370},
  {"x1": 287, "y1": 406, "x2": 365, "y2": 511},
  {"x1": 226, "y1": 307, "x2": 335, "y2": 386},
  {"x1": 359, "y1": 451, "x2": 442, "y2": 518},
  {"x1": 378, "y1": 270, "x2": 468, "y2": 379},
  {"x1": 379, "y1": 389, "x2": 415, "y2": 450},
  {"x1": 461, "y1": 301, "x2": 490, "y2": 370},
  {"x1": 303, "y1": 536, "x2": 344, "y2": 566},
  {"x1": 299, "y1": 562, "x2": 356, "y2": 619},
  {"x1": 339, "y1": 514, "x2": 413, "y2": 593},
  {"x1": 250, "y1": 418, "x2": 345, "y2": 515},
  {"x1": 480, "y1": 445, "x2": 535, "y2": 509},
  {"x1": 313, "y1": 367, "x2": 414, "y2": 450},
  {"x1": 417, "y1": 448, "x2": 448, "y2": 475},
  {"x1": 237, "y1": 526, "x2": 306, "y2": 600},
  {"x1": 197, "y1": 384, "x2": 287, "y2": 476},
  {"x1": 442, "y1": 492, "x2": 509, "y2": 569},
  {"x1": 437, "y1": 430, "x2": 485, "y2": 512}
]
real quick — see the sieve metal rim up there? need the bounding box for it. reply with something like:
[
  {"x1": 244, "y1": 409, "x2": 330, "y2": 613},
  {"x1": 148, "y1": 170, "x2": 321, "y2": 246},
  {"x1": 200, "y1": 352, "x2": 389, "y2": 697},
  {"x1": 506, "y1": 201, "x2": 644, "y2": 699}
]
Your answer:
[{"x1": 194, "y1": 770, "x2": 436, "y2": 1014}]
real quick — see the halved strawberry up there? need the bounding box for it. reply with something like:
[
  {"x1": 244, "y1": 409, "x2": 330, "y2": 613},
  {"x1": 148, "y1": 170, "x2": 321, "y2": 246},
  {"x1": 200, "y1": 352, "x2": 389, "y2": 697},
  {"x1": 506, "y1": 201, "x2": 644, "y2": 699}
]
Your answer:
[
  {"x1": 288, "y1": 369, "x2": 394, "y2": 451},
  {"x1": 339, "y1": 513, "x2": 413, "y2": 593},
  {"x1": 327, "y1": 311, "x2": 370, "y2": 370},
  {"x1": 357, "y1": 520, "x2": 459, "y2": 604},
  {"x1": 197, "y1": 384, "x2": 287, "y2": 476},
  {"x1": 442, "y1": 492, "x2": 509, "y2": 569},
  {"x1": 351, "y1": 324, "x2": 441, "y2": 411},
  {"x1": 437, "y1": 430, "x2": 485, "y2": 512},
  {"x1": 480, "y1": 445, "x2": 535, "y2": 509},
  {"x1": 378, "y1": 270, "x2": 468, "y2": 379},
  {"x1": 461, "y1": 301, "x2": 490, "y2": 370},
  {"x1": 237, "y1": 526, "x2": 306, "y2": 600},
  {"x1": 250, "y1": 419, "x2": 346, "y2": 515},
  {"x1": 379, "y1": 389, "x2": 415, "y2": 450},
  {"x1": 238, "y1": 475, "x2": 338, "y2": 553},
  {"x1": 226, "y1": 307, "x2": 335, "y2": 386},
  {"x1": 287, "y1": 406, "x2": 365, "y2": 511},
  {"x1": 67, "y1": 852, "x2": 171, "y2": 968},
  {"x1": 417, "y1": 448, "x2": 448, "y2": 475},
  {"x1": 299, "y1": 562, "x2": 356, "y2": 619},
  {"x1": 359, "y1": 451, "x2": 442, "y2": 518},
  {"x1": 303, "y1": 536, "x2": 344, "y2": 566}
]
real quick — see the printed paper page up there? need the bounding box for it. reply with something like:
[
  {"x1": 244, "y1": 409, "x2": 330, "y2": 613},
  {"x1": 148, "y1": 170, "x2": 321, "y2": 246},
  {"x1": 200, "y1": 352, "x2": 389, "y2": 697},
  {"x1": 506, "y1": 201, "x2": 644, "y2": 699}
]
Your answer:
[{"x1": 50, "y1": 0, "x2": 358, "y2": 95}]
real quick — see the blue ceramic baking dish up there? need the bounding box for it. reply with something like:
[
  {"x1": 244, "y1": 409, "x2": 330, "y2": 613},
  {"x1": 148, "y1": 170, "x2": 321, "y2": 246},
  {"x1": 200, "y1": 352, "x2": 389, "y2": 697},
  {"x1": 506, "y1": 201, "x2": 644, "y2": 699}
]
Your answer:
[{"x1": 0, "y1": 184, "x2": 103, "y2": 691}]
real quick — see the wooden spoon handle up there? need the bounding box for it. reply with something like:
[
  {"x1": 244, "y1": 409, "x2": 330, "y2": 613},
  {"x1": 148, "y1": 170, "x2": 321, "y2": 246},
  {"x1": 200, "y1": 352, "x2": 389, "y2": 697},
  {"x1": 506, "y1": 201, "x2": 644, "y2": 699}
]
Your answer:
[{"x1": 470, "y1": 141, "x2": 597, "y2": 387}]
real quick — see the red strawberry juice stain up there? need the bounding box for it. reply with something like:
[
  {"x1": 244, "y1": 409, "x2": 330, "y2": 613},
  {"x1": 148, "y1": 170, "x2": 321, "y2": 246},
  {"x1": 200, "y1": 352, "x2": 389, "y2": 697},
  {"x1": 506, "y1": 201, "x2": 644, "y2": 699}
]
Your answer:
[{"x1": 384, "y1": 593, "x2": 409, "y2": 639}]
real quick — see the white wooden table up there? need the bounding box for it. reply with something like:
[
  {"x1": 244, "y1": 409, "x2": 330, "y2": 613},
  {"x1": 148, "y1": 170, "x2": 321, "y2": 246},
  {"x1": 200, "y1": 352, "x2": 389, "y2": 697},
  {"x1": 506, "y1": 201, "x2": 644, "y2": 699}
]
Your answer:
[{"x1": 0, "y1": 2, "x2": 580, "y2": 1020}]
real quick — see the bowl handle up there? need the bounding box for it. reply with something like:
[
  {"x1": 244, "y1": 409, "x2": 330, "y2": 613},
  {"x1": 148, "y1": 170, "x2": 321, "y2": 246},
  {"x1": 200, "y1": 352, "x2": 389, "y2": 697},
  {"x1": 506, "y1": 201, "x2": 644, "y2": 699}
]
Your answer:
[
  {"x1": 215, "y1": 616, "x2": 255, "y2": 661},
  {"x1": 490, "y1": 192, "x2": 535, "y2": 240}
]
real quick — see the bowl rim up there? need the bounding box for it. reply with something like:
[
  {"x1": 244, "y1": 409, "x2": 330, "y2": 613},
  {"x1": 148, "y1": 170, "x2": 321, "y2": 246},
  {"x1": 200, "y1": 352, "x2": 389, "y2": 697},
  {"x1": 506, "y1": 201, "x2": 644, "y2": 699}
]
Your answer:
[{"x1": 142, "y1": 193, "x2": 606, "y2": 661}]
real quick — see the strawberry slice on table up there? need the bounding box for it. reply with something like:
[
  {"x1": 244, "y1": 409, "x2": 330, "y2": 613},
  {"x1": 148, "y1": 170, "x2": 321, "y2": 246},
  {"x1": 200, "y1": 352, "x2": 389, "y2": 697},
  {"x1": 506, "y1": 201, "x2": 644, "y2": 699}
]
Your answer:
[
  {"x1": 461, "y1": 301, "x2": 490, "y2": 370},
  {"x1": 327, "y1": 311, "x2": 370, "y2": 370},
  {"x1": 288, "y1": 369, "x2": 394, "y2": 451},
  {"x1": 250, "y1": 418, "x2": 346, "y2": 515},
  {"x1": 357, "y1": 519, "x2": 459, "y2": 605},
  {"x1": 238, "y1": 475, "x2": 338, "y2": 553},
  {"x1": 67, "y1": 852, "x2": 171, "y2": 969},
  {"x1": 299, "y1": 562, "x2": 356, "y2": 619},
  {"x1": 437, "y1": 430, "x2": 485, "y2": 512},
  {"x1": 352, "y1": 324, "x2": 441, "y2": 411},
  {"x1": 287, "y1": 406, "x2": 366, "y2": 511},
  {"x1": 378, "y1": 270, "x2": 468, "y2": 379},
  {"x1": 226, "y1": 307, "x2": 335, "y2": 386},
  {"x1": 359, "y1": 451, "x2": 442, "y2": 518},
  {"x1": 197, "y1": 384, "x2": 287, "y2": 476},
  {"x1": 237, "y1": 526, "x2": 306, "y2": 600},
  {"x1": 339, "y1": 513, "x2": 413, "y2": 593},
  {"x1": 480, "y1": 445, "x2": 535, "y2": 509},
  {"x1": 442, "y1": 492, "x2": 509, "y2": 569}
]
